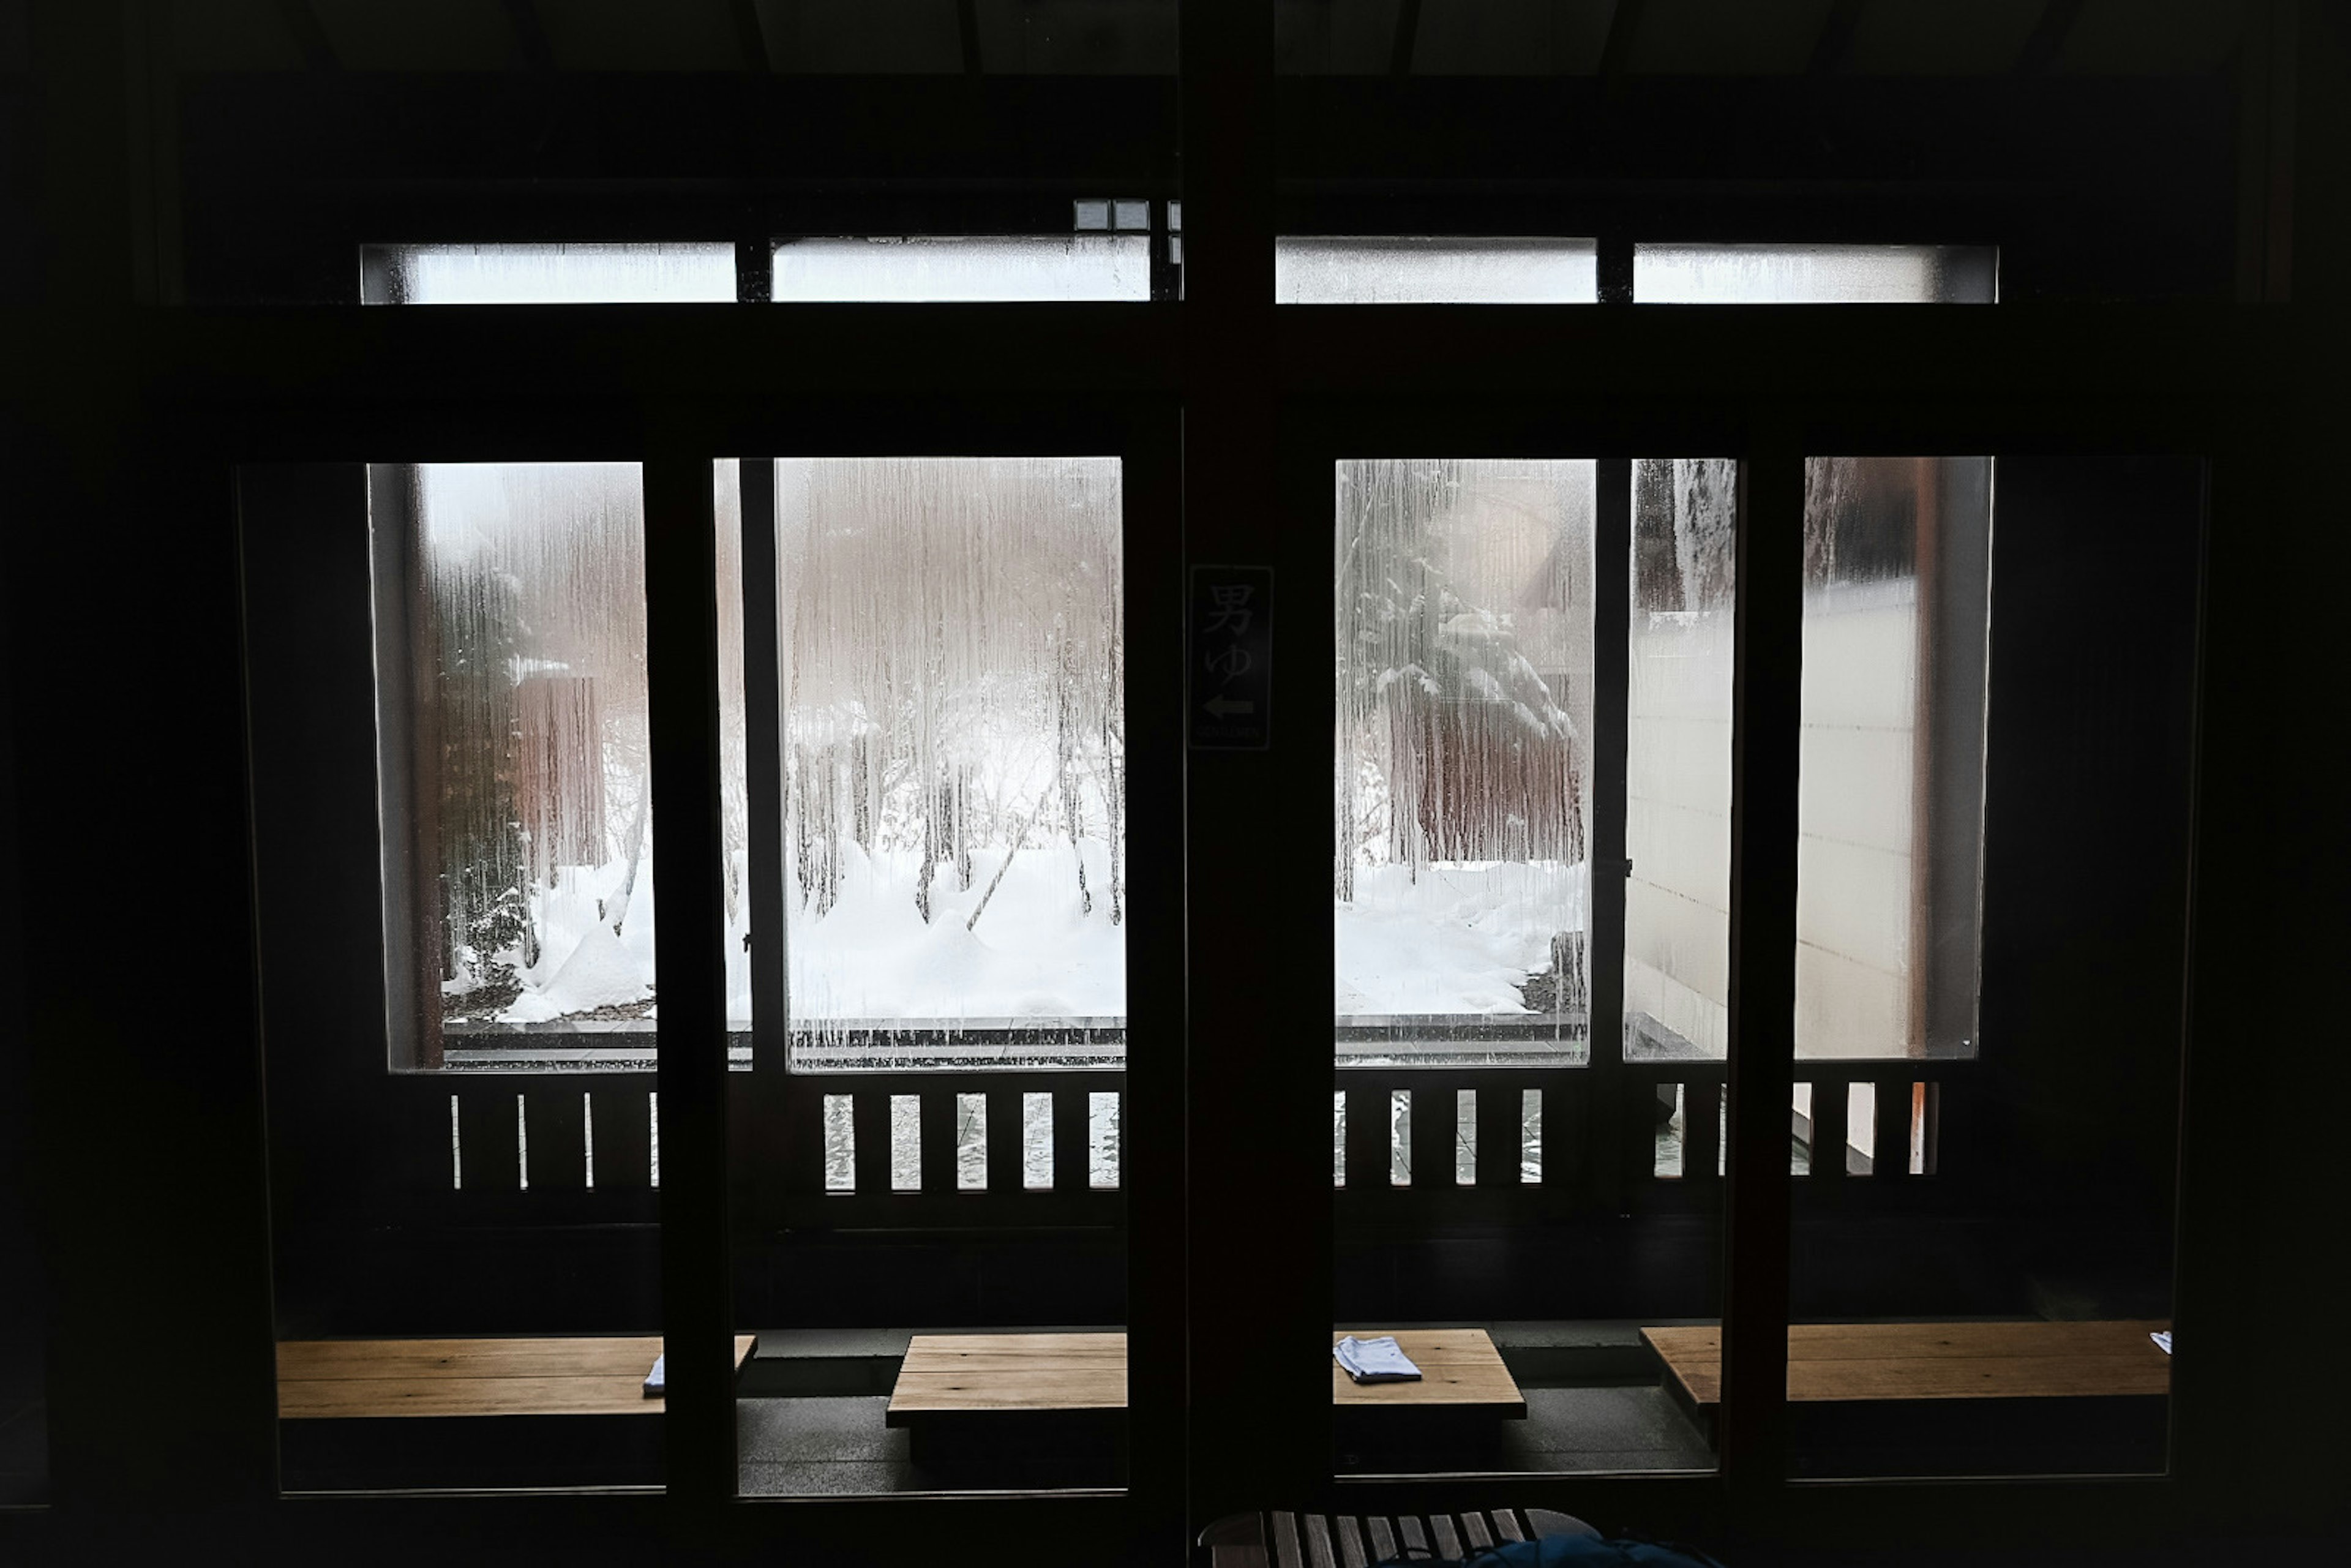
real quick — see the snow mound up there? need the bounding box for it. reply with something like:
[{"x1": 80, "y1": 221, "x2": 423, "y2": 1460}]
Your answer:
[{"x1": 501, "y1": 922, "x2": 651, "y2": 1022}]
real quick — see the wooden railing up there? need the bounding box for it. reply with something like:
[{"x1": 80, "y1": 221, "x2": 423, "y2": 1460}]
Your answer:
[{"x1": 405, "y1": 1049, "x2": 1970, "y2": 1231}]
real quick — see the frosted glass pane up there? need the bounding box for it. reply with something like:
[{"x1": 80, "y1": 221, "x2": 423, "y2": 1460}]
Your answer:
[
  {"x1": 384, "y1": 463, "x2": 661, "y2": 1049},
  {"x1": 1635, "y1": 244, "x2": 1996, "y2": 303},
  {"x1": 714, "y1": 460, "x2": 753, "y2": 1032},
  {"x1": 1794, "y1": 457, "x2": 1990, "y2": 1060},
  {"x1": 1277, "y1": 237, "x2": 1597, "y2": 304},
  {"x1": 361, "y1": 242, "x2": 735, "y2": 304},
  {"x1": 1335, "y1": 460, "x2": 1595, "y2": 1067},
  {"x1": 776, "y1": 459, "x2": 1126, "y2": 1067},
  {"x1": 770, "y1": 236, "x2": 1149, "y2": 301},
  {"x1": 1624, "y1": 458, "x2": 1738, "y2": 1063}
]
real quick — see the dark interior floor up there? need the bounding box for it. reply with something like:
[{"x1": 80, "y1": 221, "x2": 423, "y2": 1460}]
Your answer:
[
  {"x1": 735, "y1": 1381, "x2": 1714, "y2": 1497},
  {"x1": 0, "y1": 1398, "x2": 45, "y2": 1506}
]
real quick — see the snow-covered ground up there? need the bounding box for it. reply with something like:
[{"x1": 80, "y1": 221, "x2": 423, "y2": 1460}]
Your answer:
[
  {"x1": 786, "y1": 840, "x2": 1123, "y2": 1025},
  {"x1": 1335, "y1": 859, "x2": 1588, "y2": 1016}
]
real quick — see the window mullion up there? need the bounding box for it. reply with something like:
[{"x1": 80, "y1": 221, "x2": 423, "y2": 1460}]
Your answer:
[{"x1": 1587, "y1": 456, "x2": 1633, "y2": 1211}]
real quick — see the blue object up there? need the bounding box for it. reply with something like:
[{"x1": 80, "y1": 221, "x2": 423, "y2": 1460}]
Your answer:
[{"x1": 1379, "y1": 1533, "x2": 1727, "y2": 1567}]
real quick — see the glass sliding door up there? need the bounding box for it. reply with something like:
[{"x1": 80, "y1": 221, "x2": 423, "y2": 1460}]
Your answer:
[
  {"x1": 241, "y1": 460, "x2": 729, "y2": 1491},
  {"x1": 731, "y1": 455, "x2": 1133, "y2": 1496},
  {"x1": 1331, "y1": 454, "x2": 1725, "y2": 1477},
  {"x1": 1780, "y1": 456, "x2": 2196, "y2": 1478}
]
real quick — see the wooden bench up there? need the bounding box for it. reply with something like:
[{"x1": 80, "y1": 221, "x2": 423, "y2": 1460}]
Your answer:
[
  {"x1": 884, "y1": 1328, "x2": 1525, "y2": 1474},
  {"x1": 1641, "y1": 1319, "x2": 2171, "y2": 1471},
  {"x1": 1202, "y1": 1506, "x2": 1597, "y2": 1568},
  {"x1": 276, "y1": 1335, "x2": 756, "y2": 1489},
  {"x1": 278, "y1": 1335, "x2": 757, "y2": 1419}
]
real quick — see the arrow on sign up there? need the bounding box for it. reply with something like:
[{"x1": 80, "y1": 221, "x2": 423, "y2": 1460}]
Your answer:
[{"x1": 1202, "y1": 696, "x2": 1256, "y2": 718}]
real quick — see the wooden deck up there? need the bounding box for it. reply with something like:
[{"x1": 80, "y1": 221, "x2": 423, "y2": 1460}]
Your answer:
[
  {"x1": 278, "y1": 1335, "x2": 757, "y2": 1419},
  {"x1": 1641, "y1": 1320, "x2": 2172, "y2": 1409}
]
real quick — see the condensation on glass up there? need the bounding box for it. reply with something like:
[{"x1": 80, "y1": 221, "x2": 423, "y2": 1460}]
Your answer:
[
  {"x1": 770, "y1": 236, "x2": 1150, "y2": 302},
  {"x1": 1633, "y1": 244, "x2": 1997, "y2": 304},
  {"x1": 1335, "y1": 460, "x2": 1595, "y2": 1067},
  {"x1": 1796, "y1": 457, "x2": 1991, "y2": 1061},
  {"x1": 371, "y1": 462, "x2": 748, "y2": 1069},
  {"x1": 1277, "y1": 237, "x2": 1598, "y2": 304},
  {"x1": 359, "y1": 242, "x2": 736, "y2": 305},
  {"x1": 773, "y1": 459, "x2": 1126, "y2": 1070},
  {"x1": 1624, "y1": 459, "x2": 1738, "y2": 1062}
]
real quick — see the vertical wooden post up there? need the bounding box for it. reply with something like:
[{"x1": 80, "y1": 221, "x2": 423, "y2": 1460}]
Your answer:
[
  {"x1": 645, "y1": 451, "x2": 733, "y2": 1507},
  {"x1": 1183, "y1": 0, "x2": 1329, "y2": 1519},
  {"x1": 1719, "y1": 445, "x2": 1803, "y2": 1495}
]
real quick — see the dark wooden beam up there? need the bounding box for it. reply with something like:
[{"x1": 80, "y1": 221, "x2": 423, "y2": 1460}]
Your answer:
[
  {"x1": 1807, "y1": 0, "x2": 1865, "y2": 77},
  {"x1": 1598, "y1": 0, "x2": 1644, "y2": 78},
  {"x1": 729, "y1": 0, "x2": 771, "y2": 73},
  {"x1": 2014, "y1": 0, "x2": 2085, "y2": 76},
  {"x1": 1389, "y1": 0, "x2": 1423, "y2": 77},
  {"x1": 273, "y1": 0, "x2": 337, "y2": 72},
  {"x1": 500, "y1": 0, "x2": 555, "y2": 73}
]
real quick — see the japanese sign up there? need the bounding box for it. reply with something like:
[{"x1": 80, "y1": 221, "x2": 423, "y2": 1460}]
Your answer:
[{"x1": 1188, "y1": 565, "x2": 1272, "y2": 751}]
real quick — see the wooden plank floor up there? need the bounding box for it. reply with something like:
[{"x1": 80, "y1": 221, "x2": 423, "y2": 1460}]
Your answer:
[
  {"x1": 279, "y1": 1335, "x2": 756, "y2": 1419},
  {"x1": 1642, "y1": 1321, "x2": 2172, "y2": 1407}
]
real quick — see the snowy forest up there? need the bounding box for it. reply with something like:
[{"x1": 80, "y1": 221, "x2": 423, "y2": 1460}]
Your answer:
[
  {"x1": 404, "y1": 459, "x2": 1128, "y2": 1052},
  {"x1": 1333, "y1": 459, "x2": 1596, "y2": 1040},
  {"x1": 776, "y1": 457, "x2": 1127, "y2": 1045}
]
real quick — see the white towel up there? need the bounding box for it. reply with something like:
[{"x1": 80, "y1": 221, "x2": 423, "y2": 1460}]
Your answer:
[{"x1": 1333, "y1": 1335, "x2": 1422, "y2": 1383}]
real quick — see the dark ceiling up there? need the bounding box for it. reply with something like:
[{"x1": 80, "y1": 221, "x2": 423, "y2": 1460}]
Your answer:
[{"x1": 145, "y1": 1, "x2": 2251, "y2": 80}]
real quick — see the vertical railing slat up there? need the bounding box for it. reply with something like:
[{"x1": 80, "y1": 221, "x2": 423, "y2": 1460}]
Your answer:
[
  {"x1": 1475, "y1": 1084, "x2": 1520, "y2": 1190},
  {"x1": 527, "y1": 1087, "x2": 587, "y2": 1194},
  {"x1": 1411, "y1": 1087, "x2": 1451, "y2": 1191},
  {"x1": 1345, "y1": 1086, "x2": 1386, "y2": 1193},
  {"x1": 852, "y1": 1090, "x2": 891, "y2": 1196},
  {"x1": 920, "y1": 1090, "x2": 959, "y2": 1193},
  {"x1": 1053, "y1": 1086, "x2": 1090, "y2": 1195},
  {"x1": 1810, "y1": 1076, "x2": 1848, "y2": 1182},
  {"x1": 988, "y1": 1087, "x2": 1024, "y2": 1196},
  {"x1": 1874, "y1": 1076, "x2": 1910, "y2": 1179},
  {"x1": 594, "y1": 1087, "x2": 653, "y2": 1191},
  {"x1": 458, "y1": 1089, "x2": 520, "y2": 1195}
]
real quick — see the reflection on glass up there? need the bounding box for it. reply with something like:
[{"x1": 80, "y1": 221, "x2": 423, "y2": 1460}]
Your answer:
[
  {"x1": 771, "y1": 236, "x2": 1150, "y2": 301},
  {"x1": 1796, "y1": 457, "x2": 1990, "y2": 1060},
  {"x1": 1277, "y1": 237, "x2": 1598, "y2": 304},
  {"x1": 1625, "y1": 459, "x2": 1738, "y2": 1062},
  {"x1": 776, "y1": 459, "x2": 1127, "y2": 1066},
  {"x1": 1635, "y1": 244, "x2": 1996, "y2": 304},
  {"x1": 1335, "y1": 460, "x2": 1595, "y2": 1065},
  {"x1": 360, "y1": 242, "x2": 735, "y2": 304},
  {"x1": 1785, "y1": 457, "x2": 2200, "y2": 1480}
]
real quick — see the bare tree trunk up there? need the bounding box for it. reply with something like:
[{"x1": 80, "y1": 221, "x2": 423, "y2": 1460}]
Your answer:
[
  {"x1": 1056, "y1": 640, "x2": 1090, "y2": 915},
  {"x1": 967, "y1": 794, "x2": 1046, "y2": 934},
  {"x1": 602, "y1": 771, "x2": 651, "y2": 935}
]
